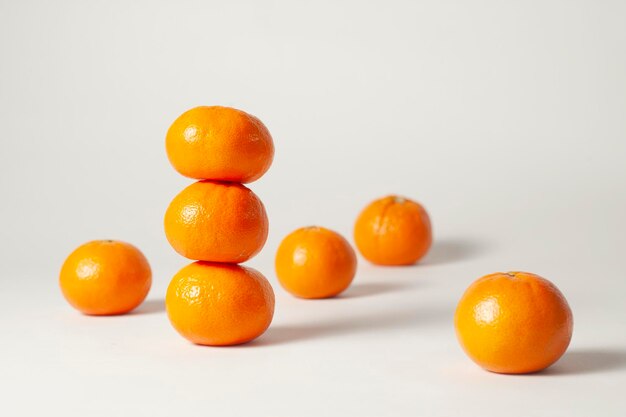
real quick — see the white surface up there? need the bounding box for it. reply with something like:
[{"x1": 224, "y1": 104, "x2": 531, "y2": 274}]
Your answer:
[{"x1": 1, "y1": 0, "x2": 625, "y2": 416}]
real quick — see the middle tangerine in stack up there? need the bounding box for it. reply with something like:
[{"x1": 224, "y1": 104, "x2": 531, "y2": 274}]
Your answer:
[{"x1": 163, "y1": 106, "x2": 275, "y2": 346}]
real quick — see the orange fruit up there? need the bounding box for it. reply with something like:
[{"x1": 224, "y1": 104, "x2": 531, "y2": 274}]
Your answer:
[
  {"x1": 59, "y1": 240, "x2": 152, "y2": 315},
  {"x1": 166, "y1": 106, "x2": 274, "y2": 183},
  {"x1": 275, "y1": 226, "x2": 357, "y2": 299},
  {"x1": 354, "y1": 195, "x2": 432, "y2": 265},
  {"x1": 164, "y1": 180, "x2": 268, "y2": 263},
  {"x1": 454, "y1": 271, "x2": 573, "y2": 374},
  {"x1": 166, "y1": 262, "x2": 275, "y2": 346}
]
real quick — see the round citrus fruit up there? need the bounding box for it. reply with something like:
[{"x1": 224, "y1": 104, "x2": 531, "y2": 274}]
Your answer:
[
  {"x1": 164, "y1": 180, "x2": 268, "y2": 263},
  {"x1": 354, "y1": 195, "x2": 432, "y2": 266},
  {"x1": 275, "y1": 226, "x2": 357, "y2": 299},
  {"x1": 166, "y1": 106, "x2": 274, "y2": 183},
  {"x1": 166, "y1": 262, "x2": 275, "y2": 346},
  {"x1": 59, "y1": 240, "x2": 152, "y2": 315},
  {"x1": 454, "y1": 271, "x2": 573, "y2": 374}
]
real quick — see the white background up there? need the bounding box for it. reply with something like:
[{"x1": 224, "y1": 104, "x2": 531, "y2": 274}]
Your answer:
[{"x1": 1, "y1": 1, "x2": 625, "y2": 416}]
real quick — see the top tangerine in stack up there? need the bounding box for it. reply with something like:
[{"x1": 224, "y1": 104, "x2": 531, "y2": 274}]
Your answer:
[
  {"x1": 166, "y1": 106, "x2": 274, "y2": 183},
  {"x1": 164, "y1": 106, "x2": 274, "y2": 263}
]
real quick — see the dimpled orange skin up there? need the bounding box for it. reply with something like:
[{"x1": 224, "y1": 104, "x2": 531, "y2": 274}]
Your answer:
[
  {"x1": 166, "y1": 262, "x2": 275, "y2": 346},
  {"x1": 166, "y1": 106, "x2": 274, "y2": 183},
  {"x1": 59, "y1": 240, "x2": 152, "y2": 315},
  {"x1": 454, "y1": 272, "x2": 573, "y2": 374},
  {"x1": 275, "y1": 226, "x2": 357, "y2": 299},
  {"x1": 164, "y1": 180, "x2": 268, "y2": 263},
  {"x1": 354, "y1": 195, "x2": 432, "y2": 266}
]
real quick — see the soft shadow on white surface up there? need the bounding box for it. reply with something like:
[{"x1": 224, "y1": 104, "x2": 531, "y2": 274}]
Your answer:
[
  {"x1": 131, "y1": 299, "x2": 166, "y2": 315},
  {"x1": 340, "y1": 281, "x2": 412, "y2": 299},
  {"x1": 255, "y1": 305, "x2": 451, "y2": 347},
  {"x1": 422, "y1": 238, "x2": 490, "y2": 266},
  {"x1": 543, "y1": 348, "x2": 626, "y2": 375}
]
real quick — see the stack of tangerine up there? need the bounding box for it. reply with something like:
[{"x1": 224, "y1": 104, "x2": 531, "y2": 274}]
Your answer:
[{"x1": 163, "y1": 106, "x2": 276, "y2": 346}]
